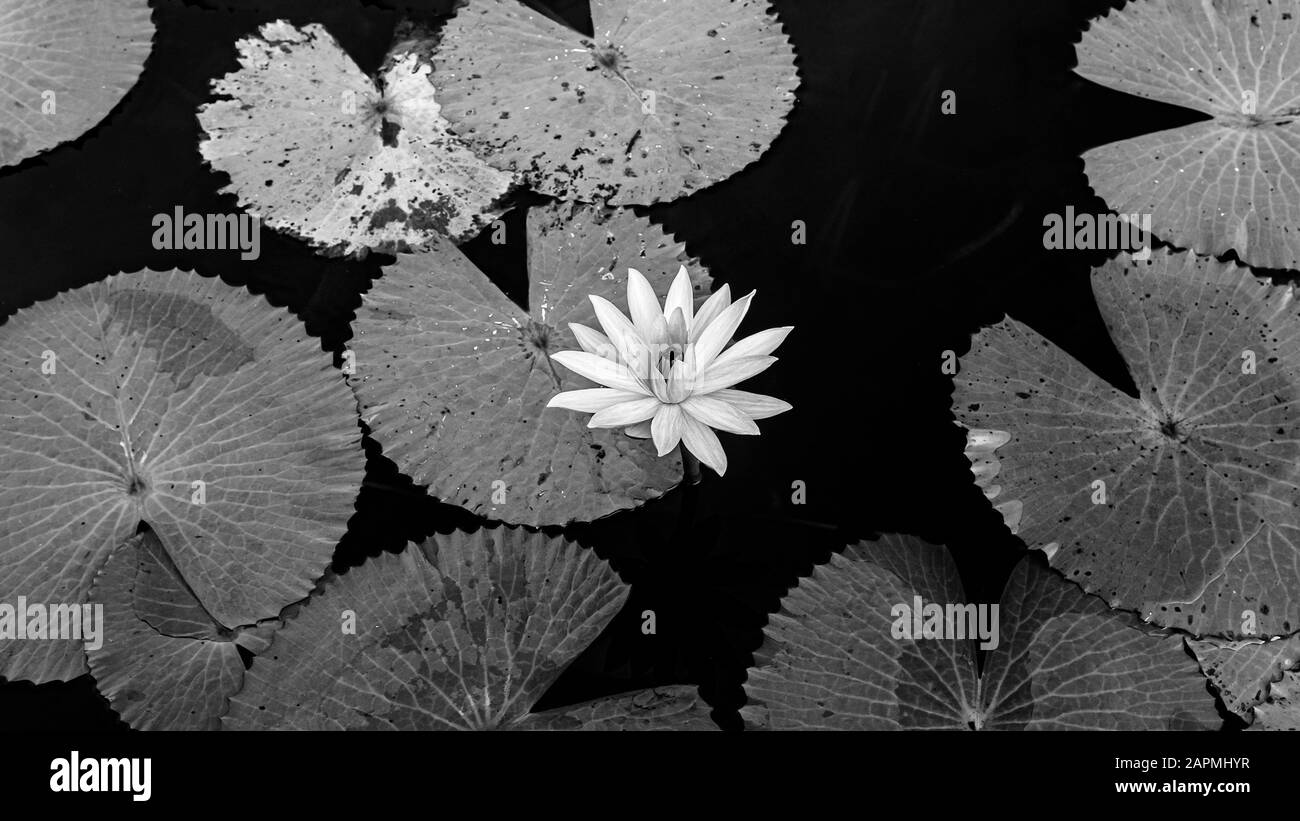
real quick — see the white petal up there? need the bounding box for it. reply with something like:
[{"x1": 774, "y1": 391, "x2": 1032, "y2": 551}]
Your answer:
[
  {"x1": 589, "y1": 295, "x2": 649, "y2": 371},
  {"x1": 568, "y1": 323, "x2": 616, "y2": 358},
  {"x1": 665, "y1": 358, "x2": 694, "y2": 403},
  {"x1": 692, "y1": 291, "x2": 754, "y2": 369},
  {"x1": 688, "y1": 284, "x2": 731, "y2": 342},
  {"x1": 624, "y1": 421, "x2": 652, "y2": 439},
  {"x1": 547, "y1": 388, "x2": 643, "y2": 413},
  {"x1": 681, "y1": 395, "x2": 760, "y2": 435},
  {"x1": 651, "y1": 403, "x2": 685, "y2": 456},
  {"x1": 588, "y1": 396, "x2": 662, "y2": 428},
  {"x1": 648, "y1": 360, "x2": 671, "y2": 403},
  {"x1": 587, "y1": 295, "x2": 633, "y2": 340},
  {"x1": 625, "y1": 268, "x2": 662, "y2": 335},
  {"x1": 709, "y1": 326, "x2": 793, "y2": 371},
  {"x1": 666, "y1": 307, "x2": 687, "y2": 342},
  {"x1": 664, "y1": 265, "x2": 694, "y2": 325},
  {"x1": 709, "y1": 389, "x2": 792, "y2": 420},
  {"x1": 647, "y1": 313, "x2": 670, "y2": 344},
  {"x1": 681, "y1": 412, "x2": 728, "y2": 475},
  {"x1": 550, "y1": 351, "x2": 649, "y2": 395},
  {"x1": 693, "y1": 354, "x2": 776, "y2": 395}
]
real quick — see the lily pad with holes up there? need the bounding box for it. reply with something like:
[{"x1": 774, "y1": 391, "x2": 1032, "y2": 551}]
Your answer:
[
  {"x1": 197, "y1": 21, "x2": 516, "y2": 256},
  {"x1": 433, "y1": 0, "x2": 799, "y2": 205},
  {"x1": 741, "y1": 534, "x2": 1219, "y2": 730},
  {"x1": 0, "y1": 269, "x2": 363, "y2": 683},
  {"x1": 953, "y1": 249, "x2": 1300, "y2": 636},
  {"x1": 0, "y1": 0, "x2": 155, "y2": 168},
  {"x1": 223, "y1": 527, "x2": 715, "y2": 730},
  {"x1": 1251, "y1": 669, "x2": 1300, "y2": 729},
  {"x1": 347, "y1": 201, "x2": 712, "y2": 526},
  {"x1": 87, "y1": 530, "x2": 276, "y2": 730},
  {"x1": 1188, "y1": 634, "x2": 1300, "y2": 720},
  {"x1": 1077, "y1": 0, "x2": 1300, "y2": 270}
]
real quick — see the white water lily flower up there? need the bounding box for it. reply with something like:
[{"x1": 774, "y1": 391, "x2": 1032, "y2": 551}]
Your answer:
[{"x1": 546, "y1": 266, "x2": 793, "y2": 476}]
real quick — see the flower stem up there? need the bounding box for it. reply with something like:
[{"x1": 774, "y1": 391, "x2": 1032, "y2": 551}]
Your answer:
[{"x1": 681, "y1": 447, "x2": 702, "y2": 486}]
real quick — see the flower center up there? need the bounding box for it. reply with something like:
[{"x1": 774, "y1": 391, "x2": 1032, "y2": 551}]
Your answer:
[{"x1": 656, "y1": 343, "x2": 685, "y2": 376}]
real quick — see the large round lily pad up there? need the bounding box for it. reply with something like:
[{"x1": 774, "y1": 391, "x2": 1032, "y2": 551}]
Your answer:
[
  {"x1": 433, "y1": 0, "x2": 800, "y2": 205},
  {"x1": 224, "y1": 527, "x2": 714, "y2": 730},
  {"x1": 348, "y1": 202, "x2": 713, "y2": 526},
  {"x1": 1077, "y1": 0, "x2": 1300, "y2": 269},
  {"x1": 954, "y1": 249, "x2": 1299, "y2": 637},
  {"x1": 741, "y1": 534, "x2": 1219, "y2": 730},
  {"x1": 0, "y1": 269, "x2": 363, "y2": 683},
  {"x1": 197, "y1": 21, "x2": 516, "y2": 255},
  {"x1": 0, "y1": 0, "x2": 154, "y2": 167}
]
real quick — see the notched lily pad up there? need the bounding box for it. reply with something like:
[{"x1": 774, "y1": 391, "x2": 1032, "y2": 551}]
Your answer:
[
  {"x1": 348, "y1": 201, "x2": 713, "y2": 526},
  {"x1": 1189, "y1": 634, "x2": 1300, "y2": 720},
  {"x1": 953, "y1": 249, "x2": 1300, "y2": 636},
  {"x1": 197, "y1": 21, "x2": 516, "y2": 256},
  {"x1": 433, "y1": 0, "x2": 800, "y2": 205},
  {"x1": 0, "y1": 269, "x2": 363, "y2": 683},
  {"x1": 87, "y1": 530, "x2": 276, "y2": 730},
  {"x1": 741, "y1": 534, "x2": 1220, "y2": 730},
  {"x1": 1251, "y1": 669, "x2": 1300, "y2": 729},
  {"x1": 0, "y1": 0, "x2": 155, "y2": 167},
  {"x1": 1077, "y1": 0, "x2": 1300, "y2": 269},
  {"x1": 223, "y1": 527, "x2": 714, "y2": 730}
]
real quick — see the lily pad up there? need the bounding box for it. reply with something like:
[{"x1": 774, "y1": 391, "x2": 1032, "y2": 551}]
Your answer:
[
  {"x1": 954, "y1": 249, "x2": 1300, "y2": 636},
  {"x1": 433, "y1": 0, "x2": 800, "y2": 205},
  {"x1": 741, "y1": 534, "x2": 1220, "y2": 730},
  {"x1": 224, "y1": 527, "x2": 715, "y2": 730},
  {"x1": 0, "y1": 269, "x2": 363, "y2": 683},
  {"x1": 522, "y1": 684, "x2": 715, "y2": 730},
  {"x1": 1077, "y1": 0, "x2": 1300, "y2": 269},
  {"x1": 348, "y1": 202, "x2": 713, "y2": 526},
  {"x1": 1188, "y1": 634, "x2": 1300, "y2": 719},
  {"x1": 0, "y1": 0, "x2": 154, "y2": 167},
  {"x1": 1251, "y1": 669, "x2": 1300, "y2": 729},
  {"x1": 197, "y1": 21, "x2": 516, "y2": 255},
  {"x1": 87, "y1": 530, "x2": 276, "y2": 730}
]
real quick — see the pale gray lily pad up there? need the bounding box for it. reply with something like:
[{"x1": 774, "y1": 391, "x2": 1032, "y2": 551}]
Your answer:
[
  {"x1": 1077, "y1": 0, "x2": 1300, "y2": 269},
  {"x1": 87, "y1": 530, "x2": 276, "y2": 730},
  {"x1": 0, "y1": 0, "x2": 154, "y2": 167},
  {"x1": 1251, "y1": 669, "x2": 1300, "y2": 729},
  {"x1": 224, "y1": 527, "x2": 714, "y2": 730},
  {"x1": 348, "y1": 202, "x2": 712, "y2": 526},
  {"x1": 0, "y1": 269, "x2": 363, "y2": 683},
  {"x1": 954, "y1": 249, "x2": 1300, "y2": 636},
  {"x1": 433, "y1": 0, "x2": 800, "y2": 205},
  {"x1": 197, "y1": 21, "x2": 516, "y2": 255},
  {"x1": 1188, "y1": 634, "x2": 1300, "y2": 719},
  {"x1": 741, "y1": 534, "x2": 1220, "y2": 730}
]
